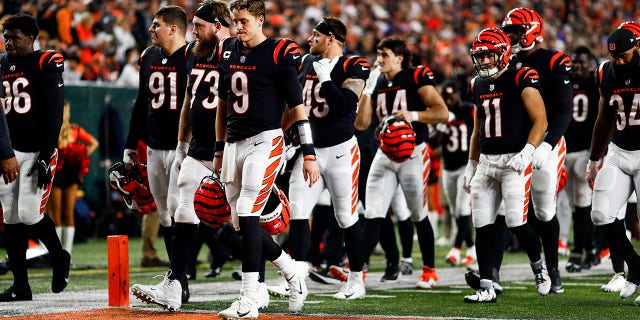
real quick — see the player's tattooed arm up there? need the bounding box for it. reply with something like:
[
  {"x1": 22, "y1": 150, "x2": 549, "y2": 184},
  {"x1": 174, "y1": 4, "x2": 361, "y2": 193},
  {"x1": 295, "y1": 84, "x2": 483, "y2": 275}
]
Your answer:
[{"x1": 343, "y1": 78, "x2": 365, "y2": 98}]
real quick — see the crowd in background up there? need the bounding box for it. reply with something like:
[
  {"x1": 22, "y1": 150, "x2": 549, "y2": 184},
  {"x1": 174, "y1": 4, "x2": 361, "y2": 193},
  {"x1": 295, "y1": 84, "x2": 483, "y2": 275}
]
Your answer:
[{"x1": 0, "y1": 0, "x2": 636, "y2": 84}]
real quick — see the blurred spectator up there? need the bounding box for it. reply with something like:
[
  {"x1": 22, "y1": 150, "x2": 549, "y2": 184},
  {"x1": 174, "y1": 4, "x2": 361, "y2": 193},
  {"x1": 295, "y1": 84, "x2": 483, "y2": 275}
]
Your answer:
[{"x1": 115, "y1": 46, "x2": 139, "y2": 87}]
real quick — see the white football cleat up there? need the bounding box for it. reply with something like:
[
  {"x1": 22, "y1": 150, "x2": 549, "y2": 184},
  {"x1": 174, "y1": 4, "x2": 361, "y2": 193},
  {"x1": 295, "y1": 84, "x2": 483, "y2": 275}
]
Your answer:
[
  {"x1": 266, "y1": 280, "x2": 289, "y2": 297},
  {"x1": 256, "y1": 282, "x2": 269, "y2": 309},
  {"x1": 131, "y1": 270, "x2": 182, "y2": 311},
  {"x1": 601, "y1": 273, "x2": 626, "y2": 293},
  {"x1": 620, "y1": 281, "x2": 639, "y2": 299},
  {"x1": 219, "y1": 294, "x2": 259, "y2": 319},
  {"x1": 286, "y1": 261, "x2": 308, "y2": 313},
  {"x1": 333, "y1": 276, "x2": 365, "y2": 300}
]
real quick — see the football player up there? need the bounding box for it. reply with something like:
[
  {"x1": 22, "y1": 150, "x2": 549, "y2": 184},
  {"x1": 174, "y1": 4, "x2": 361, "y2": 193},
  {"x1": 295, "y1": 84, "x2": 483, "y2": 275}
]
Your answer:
[
  {"x1": 130, "y1": 1, "x2": 232, "y2": 311},
  {"x1": 463, "y1": 27, "x2": 550, "y2": 303},
  {"x1": 0, "y1": 13, "x2": 70, "y2": 301},
  {"x1": 501, "y1": 7, "x2": 572, "y2": 293},
  {"x1": 587, "y1": 27, "x2": 640, "y2": 305},
  {"x1": 354, "y1": 37, "x2": 449, "y2": 290},
  {"x1": 438, "y1": 81, "x2": 476, "y2": 267},
  {"x1": 563, "y1": 46, "x2": 599, "y2": 273},
  {"x1": 275, "y1": 17, "x2": 368, "y2": 300},
  {"x1": 212, "y1": 0, "x2": 320, "y2": 318},
  {"x1": 0, "y1": 104, "x2": 18, "y2": 185}
]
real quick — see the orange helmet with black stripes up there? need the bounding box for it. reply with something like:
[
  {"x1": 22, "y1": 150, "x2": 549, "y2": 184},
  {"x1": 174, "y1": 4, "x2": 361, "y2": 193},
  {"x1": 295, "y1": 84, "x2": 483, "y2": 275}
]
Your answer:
[
  {"x1": 259, "y1": 184, "x2": 291, "y2": 235},
  {"x1": 501, "y1": 7, "x2": 544, "y2": 53},
  {"x1": 470, "y1": 28, "x2": 512, "y2": 78},
  {"x1": 194, "y1": 175, "x2": 231, "y2": 228},
  {"x1": 618, "y1": 21, "x2": 640, "y2": 41},
  {"x1": 377, "y1": 115, "x2": 416, "y2": 163}
]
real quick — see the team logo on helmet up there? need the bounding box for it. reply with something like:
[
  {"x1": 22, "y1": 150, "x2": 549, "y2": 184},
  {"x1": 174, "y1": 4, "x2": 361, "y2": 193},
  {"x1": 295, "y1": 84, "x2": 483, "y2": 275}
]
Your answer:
[
  {"x1": 108, "y1": 161, "x2": 154, "y2": 211},
  {"x1": 470, "y1": 28, "x2": 512, "y2": 78},
  {"x1": 501, "y1": 7, "x2": 544, "y2": 53},
  {"x1": 377, "y1": 116, "x2": 416, "y2": 163},
  {"x1": 259, "y1": 184, "x2": 291, "y2": 235},
  {"x1": 194, "y1": 175, "x2": 231, "y2": 228}
]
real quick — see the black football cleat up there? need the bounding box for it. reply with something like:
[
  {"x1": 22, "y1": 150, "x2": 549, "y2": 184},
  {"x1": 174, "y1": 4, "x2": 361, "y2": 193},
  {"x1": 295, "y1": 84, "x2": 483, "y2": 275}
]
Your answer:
[
  {"x1": 0, "y1": 285, "x2": 32, "y2": 302},
  {"x1": 51, "y1": 250, "x2": 71, "y2": 293}
]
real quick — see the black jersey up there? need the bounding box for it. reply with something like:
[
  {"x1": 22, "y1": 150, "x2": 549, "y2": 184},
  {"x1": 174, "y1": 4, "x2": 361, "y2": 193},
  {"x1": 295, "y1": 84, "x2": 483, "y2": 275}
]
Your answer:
[
  {"x1": 512, "y1": 48, "x2": 572, "y2": 147},
  {"x1": 371, "y1": 66, "x2": 436, "y2": 143},
  {"x1": 299, "y1": 54, "x2": 369, "y2": 147},
  {"x1": 596, "y1": 61, "x2": 640, "y2": 150},
  {"x1": 0, "y1": 50, "x2": 64, "y2": 156},
  {"x1": 471, "y1": 67, "x2": 542, "y2": 155},
  {"x1": 442, "y1": 101, "x2": 474, "y2": 170},
  {"x1": 216, "y1": 37, "x2": 303, "y2": 142},
  {"x1": 125, "y1": 44, "x2": 190, "y2": 150},
  {"x1": 185, "y1": 42, "x2": 220, "y2": 160},
  {"x1": 565, "y1": 72, "x2": 599, "y2": 153}
]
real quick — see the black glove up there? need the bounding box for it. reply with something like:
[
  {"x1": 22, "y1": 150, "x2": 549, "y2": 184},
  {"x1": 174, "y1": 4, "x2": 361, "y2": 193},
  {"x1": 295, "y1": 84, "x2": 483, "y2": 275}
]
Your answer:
[
  {"x1": 28, "y1": 159, "x2": 52, "y2": 189},
  {"x1": 284, "y1": 126, "x2": 300, "y2": 146}
]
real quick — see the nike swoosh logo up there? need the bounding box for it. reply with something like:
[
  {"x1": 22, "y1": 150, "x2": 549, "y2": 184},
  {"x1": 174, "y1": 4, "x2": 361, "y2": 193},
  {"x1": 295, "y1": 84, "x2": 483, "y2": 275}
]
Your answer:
[
  {"x1": 336, "y1": 154, "x2": 345, "y2": 159},
  {"x1": 237, "y1": 310, "x2": 251, "y2": 317},
  {"x1": 293, "y1": 55, "x2": 300, "y2": 59},
  {"x1": 362, "y1": 67, "x2": 369, "y2": 70},
  {"x1": 56, "y1": 63, "x2": 63, "y2": 67},
  {"x1": 58, "y1": 83, "x2": 64, "y2": 87},
  {"x1": 409, "y1": 156, "x2": 417, "y2": 160},
  {"x1": 343, "y1": 292, "x2": 354, "y2": 299},
  {"x1": 565, "y1": 66, "x2": 571, "y2": 71},
  {"x1": 564, "y1": 80, "x2": 570, "y2": 84},
  {"x1": 531, "y1": 80, "x2": 538, "y2": 83},
  {"x1": 254, "y1": 141, "x2": 264, "y2": 146}
]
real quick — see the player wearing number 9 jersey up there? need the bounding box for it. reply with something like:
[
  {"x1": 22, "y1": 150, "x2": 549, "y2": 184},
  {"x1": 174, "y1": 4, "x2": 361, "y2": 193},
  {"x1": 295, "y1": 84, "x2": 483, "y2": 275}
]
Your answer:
[
  {"x1": 588, "y1": 28, "x2": 640, "y2": 304},
  {"x1": 213, "y1": 0, "x2": 319, "y2": 317},
  {"x1": 124, "y1": 6, "x2": 189, "y2": 238},
  {"x1": 355, "y1": 37, "x2": 449, "y2": 290},
  {"x1": 286, "y1": 17, "x2": 368, "y2": 300},
  {"x1": 463, "y1": 27, "x2": 550, "y2": 303}
]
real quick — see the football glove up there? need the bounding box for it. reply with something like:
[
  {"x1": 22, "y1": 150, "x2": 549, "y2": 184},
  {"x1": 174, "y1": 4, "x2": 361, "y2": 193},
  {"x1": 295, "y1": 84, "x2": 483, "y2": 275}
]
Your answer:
[
  {"x1": 531, "y1": 142, "x2": 552, "y2": 169},
  {"x1": 463, "y1": 159, "x2": 478, "y2": 194},
  {"x1": 506, "y1": 143, "x2": 535, "y2": 174},
  {"x1": 28, "y1": 159, "x2": 52, "y2": 189},
  {"x1": 172, "y1": 141, "x2": 188, "y2": 172},
  {"x1": 362, "y1": 66, "x2": 381, "y2": 96},
  {"x1": 123, "y1": 148, "x2": 138, "y2": 165},
  {"x1": 586, "y1": 159, "x2": 600, "y2": 189},
  {"x1": 447, "y1": 111, "x2": 456, "y2": 122},
  {"x1": 435, "y1": 123, "x2": 449, "y2": 134},
  {"x1": 312, "y1": 57, "x2": 339, "y2": 84}
]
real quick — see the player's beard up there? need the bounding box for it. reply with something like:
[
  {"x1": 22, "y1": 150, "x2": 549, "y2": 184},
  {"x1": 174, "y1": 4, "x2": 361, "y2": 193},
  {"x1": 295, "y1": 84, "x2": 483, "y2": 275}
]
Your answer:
[
  {"x1": 193, "y1": 36, "x2": 218, "y2": 60},
  {"x1": 613, "y1": 50, "x2": 640, "y2": 80}
]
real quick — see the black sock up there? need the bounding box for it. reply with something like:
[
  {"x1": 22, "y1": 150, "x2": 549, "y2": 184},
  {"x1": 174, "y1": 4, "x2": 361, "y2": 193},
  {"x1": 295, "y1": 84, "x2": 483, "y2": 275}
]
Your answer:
[
  {"x1": 5, "y1": 223, "x2": 29, "y2": 288},
  {"x1": 414, "y1": 217, "x2": 435, "y2": 268},
  {"x1": 494, "y1": 215, "x2": 509, "y2": 273},
  {"x1": 379, "y1": 215, "x2": 399, "y2": 264},
  {"x1": 162, "y1": 224, "x2": 174, "y2": 261},
  {"x1": 261, "y1": 228, "x2": 282, "y2": 261},
  {"x1": 598, "y1": 219, "x2": 640, "y2": 279},
  {"x1": 611, "y1": 250, "x2": 626, "y2": 274},
  {"x1": 325, "y1": 214, "x2": 345, "y2": 266},
  {"x1": 168, "y1": 223, "x2": 198, "y2": 281},
  {"x1": 217, "y1": 224, "x2": 243, "y2": 260},
  {"x1": 288, "y1": 219, "x2": 310, "y2": 261},
  {"x1": 572, "y1": 206, "x2": 592, "y2": 254},
  {"x1": 397, "y1": 218, "x2": 414, "y2": 259},
  {"x1": 510, "y1": 223, "x2": 542, "y2": 262},
  {"x1": 239, "y1": 216, "x2": 262, "y2": 273},
  {"x1": 308, "y1": 205, "x2": 331, "y2": 266},
  {"x1": 454, "y1": 216, "x2": 472, "y2": 248},
  {"x1": 364, "y1": 218, "x2": 384, "y2": 264},
  {"x1": 30, "y1": 215, "x2": 63, "y2": 255},
  {"x1": 536, "y1": 215, "x2": 560, "y2": 270},
  {"x1": 344, "y1": 221, "x2": 366, "y2": 272},
  {"x1": 475, "y1": 224, "x2": 496, "y2": 280}
]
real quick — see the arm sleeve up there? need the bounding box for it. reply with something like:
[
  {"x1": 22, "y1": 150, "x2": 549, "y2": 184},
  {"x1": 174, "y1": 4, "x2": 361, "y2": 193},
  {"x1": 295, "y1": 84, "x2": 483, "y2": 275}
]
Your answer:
[
  {"x1": 124, "y1": 70, "x2": 148, "y2": 149},
  {"x1": 0, "y1": 110, "x2": 14, "y2": 160},
  {"x1": 281, "y1": 65, "x2": 303, "y2": 107},
  {"x1": 320, "y1": 81, "x2": 358, "y2": 117},
  {"x1": 40, "y1": 71, "x2": 64, "y2": 159},
  {"x1": 544, "y1": 70, "x2": 572, "y2": 146}
]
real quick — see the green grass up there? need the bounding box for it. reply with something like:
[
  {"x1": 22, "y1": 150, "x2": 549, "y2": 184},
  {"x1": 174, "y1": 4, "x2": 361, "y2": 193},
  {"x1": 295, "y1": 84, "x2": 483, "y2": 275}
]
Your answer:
[{"x1": 0, "y1": 236, "x2": 638, "y2": 319}]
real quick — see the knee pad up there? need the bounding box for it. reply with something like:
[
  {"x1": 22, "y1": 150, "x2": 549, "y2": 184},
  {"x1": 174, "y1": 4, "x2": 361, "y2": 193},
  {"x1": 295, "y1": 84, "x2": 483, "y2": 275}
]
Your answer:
[
  {"x1": 591, "y1": 191, "x2": 614, "y2": 226},
  {"x1": 236, "y1": 184, "x2": 261, "y2": 216},
  {"x1": 593, "y1": 166, "x2": 616, "y2": 191},
  {"x1": 174, "y1": 205, "x2": 199, "y2": 224},
  {"x1": 335, "y1": 211, "x2": 358, "y2": 229},
  {"x1": 471, "y1": 209, "x2": 496, "y2": 228},
  {"x1": 504, "y1": 209, "x2": 526, "y2": 228},
  {"x1": 531, "y1": 169, "x2": 554, "y2": 192}
]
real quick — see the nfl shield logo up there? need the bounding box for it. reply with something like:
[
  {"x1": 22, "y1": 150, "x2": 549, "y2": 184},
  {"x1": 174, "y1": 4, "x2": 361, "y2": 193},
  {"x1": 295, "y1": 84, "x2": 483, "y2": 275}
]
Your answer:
[
  {"x1": 489, "y1": 84, "x2": 494, "y2": 91},
  {"x1": 626, "y1": 79, "x2": 631, "y2": 85},
  {"x1": 609, "y1": 43, "x2": 616, "y2": 51},
  {"x1": 240, "y1": 56, "x2": 246, "y2": 63},
  {"x1": 162, "y1": 58, "x2": 168, "y2": 65},
  {"x1": 9, "y1": 65, "x2": 15, "y2": 72}
]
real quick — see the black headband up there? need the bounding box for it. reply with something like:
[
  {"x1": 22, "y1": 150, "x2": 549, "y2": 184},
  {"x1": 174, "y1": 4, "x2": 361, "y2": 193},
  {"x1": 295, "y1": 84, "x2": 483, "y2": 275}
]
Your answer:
[
  {"x1": 194, "y1": 4, "x2": 230, "y2": 28},
  {"x1": 315, "y1": 21, "x2": 345, "y2": 42}
]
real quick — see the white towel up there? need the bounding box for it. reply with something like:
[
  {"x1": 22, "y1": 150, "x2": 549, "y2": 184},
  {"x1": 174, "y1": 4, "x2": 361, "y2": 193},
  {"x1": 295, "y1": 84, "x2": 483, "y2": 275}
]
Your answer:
[{"x1": 220, "y1": 142, "x2": 237, "y2": 183}]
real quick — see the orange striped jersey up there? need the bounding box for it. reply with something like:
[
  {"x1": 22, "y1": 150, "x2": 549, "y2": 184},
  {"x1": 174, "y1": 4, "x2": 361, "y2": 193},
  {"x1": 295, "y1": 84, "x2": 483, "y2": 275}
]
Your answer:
[
  {"x1": 215, "y1": 37, "x2": 303, "y2": 142},
  {"x1": 299, "y1": 54, "x2": 369, "y2": 147},
  {"x1": 470, "y1": 67, "x2": 541, "y2": 155},
  {"x1": 0, "y1": 50, "x2": 64, "y2": 155},
  {"x1": 371, "y1": 65, "x2": 437, "y2": 143}
]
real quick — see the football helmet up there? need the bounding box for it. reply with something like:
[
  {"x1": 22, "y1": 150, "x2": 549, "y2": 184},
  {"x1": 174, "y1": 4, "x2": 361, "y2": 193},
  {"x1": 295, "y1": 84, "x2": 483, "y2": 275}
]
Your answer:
[
  {"x1": 194, "y1": 175, "x2": 231, "y2": 228},
  {"x1": 470, "y1": 27, "x2": 512, "y2": 78},
  {"x1": 108, "y1": 161, "x2": 154, "y2": 210},
  {"x1": 377, "y1": 115, "x2": 416, "y2": 163},
  {"x1": 259, "y1": 184, "x2": 291, "y2": 235},
  {"x1": 501, "y1": 7, "x2": 544, "y2": 53},
  {"x1": 619, "y1": 21, "x2": 640, "y2": 41}
]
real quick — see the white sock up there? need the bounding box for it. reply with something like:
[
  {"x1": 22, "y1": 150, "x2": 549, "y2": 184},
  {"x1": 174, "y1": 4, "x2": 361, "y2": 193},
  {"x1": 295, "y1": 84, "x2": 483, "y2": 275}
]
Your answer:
[
  {"x1": 241, "y1": 272, "x2": 259, "y2": 297},
  {"x1": 271, "y1": 251, "x2": 295, "y2": 278},
  {"x1": 55, "y1": 226, "x2": 62, "y2": 242},
  {"x1": 63, "y1": 226, "x2": 75, "y2": 255},
  {"x1": 349, "y1": 271, "x2": 363, "y2": 284}
]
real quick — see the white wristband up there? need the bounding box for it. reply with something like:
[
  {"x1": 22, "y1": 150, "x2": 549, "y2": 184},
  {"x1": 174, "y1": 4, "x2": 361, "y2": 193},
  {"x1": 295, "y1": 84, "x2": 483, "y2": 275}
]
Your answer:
[{"x1": 410, "y1": 111, "x2": 419, "y2": 122}]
